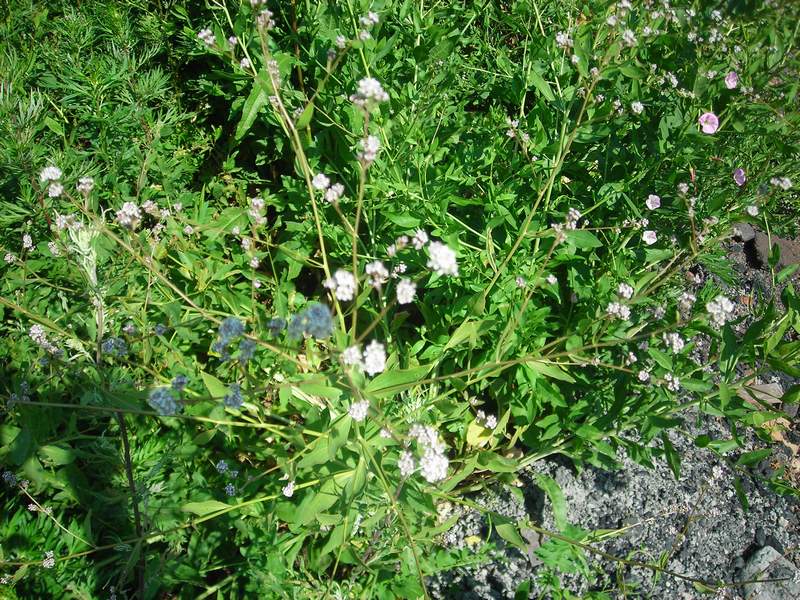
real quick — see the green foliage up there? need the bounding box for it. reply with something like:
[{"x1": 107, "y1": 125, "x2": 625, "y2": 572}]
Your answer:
[{"x1": 1, "y1": 0, "x2": 799, "y2": 598}]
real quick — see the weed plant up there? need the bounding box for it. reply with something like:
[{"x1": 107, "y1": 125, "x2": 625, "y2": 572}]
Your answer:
[{"x1": 1, "y1": 0, "x2": 799, "y2": 598}]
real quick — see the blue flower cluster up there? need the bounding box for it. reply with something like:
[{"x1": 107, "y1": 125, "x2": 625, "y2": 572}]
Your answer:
[
  {"x1": 223, "y1": 383, "x2": 243, "y2": 409},
  {"x1": 101, "y1": 337, "x2": 128, "y2": 357},
  {"x1": 212, "y1": 317, "x2": 245, "y2": 360},
  {"x1": 287, "y1": 303, "x2": 333, "y2": 340},
  {"x1": 148, "y1": 387, "x2": 181, "y2": 416}
]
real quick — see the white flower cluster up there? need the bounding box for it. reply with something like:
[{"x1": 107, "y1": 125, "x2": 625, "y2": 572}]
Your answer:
[
  {"x1": 76, "y1": 176, "x2": 94, "y2": 195},
  {"x1": 606, "y1": 301, "x2": 631, "y2": 321},
  {"x1": 249, "y1": 196, "x2": 266, "y2": 226},
  {"x1": 662, "y1": 332, "x2": 685, "y2": 354},
  {"x1": 398, "y1": 450, "x2": 416, "y2": 477},
  {"x1": 678, "y1": 291, "x2": 696, "y2": 313},
  {"x1": 476, "y1": 410, "x2": 498, "y2": 430},
  {"x1": 349, "y1": 400, "x2": 370, "y2": 422},
  {"x1": 29, "y1": 324, "x2": 60, "y2": 355},
  {"x1": 395, "y1": 278, "x2": 416, "y2": 304},
  {"x1": 706, "y1": 295, "x2": 734, "y2": 327},
  {"x1": 42, "y1": 551, "x2": 55, "y2": 569},
  {"x1": 359, "y1": 12, "x2": 379, "y2": 27},
  {"x1": 39, "y1": 165, "x2": 64, "y2": 197},
  {"x1": 408, "y1": 424, "x2": 449, "y2": 483},
  {"x1": 617, "y1": 282, "x2": 634, "y2": 300},
  {"x1": 324, "y1": 269, "x2": 357, "y2": 301},
  {"x1": 311, "y1": 173, "x2": 345, "y2": 203},
  {"x1": 40, "y1": 166, "x2": 62, "y2": 183},
  {"x1": 350, "y1": 77, "x2": 389, "y2": 110},
  {"x1": 663, "y1": 372, "x2": 680, "y2": 392},
  {"x1": 427, "y1": 241, "x2": 459, "y2": 277},
  {"x1": 54, "y1": 213, "x2": 82, "y2": 231},
  {"x1": 116, "y1": 202, "x2": 142, "y2": 230},
  {"x1": 631, "y1": 101, "x2": 644, "y2": 114},
  {"x1": 198, "y1": 28, "x2": 216, "y2": 46},
  {"x1": 256, "y1": 10, "x2": 275, "y2": 31},
  {"x1": 622, "y1": 29, "x2": 637, "y2": 46},
  {"x1": 358, "y1": 135, "x2": 381, "y2": 165},
  {"x1": 340, "y1": 340, "x2": 387, "y2": 377},
  {"x1": 770, "y1": 176, "x2": 793, "y2": 190},
  {"x1": 555, "y1": 31, "x2": 573, "y2": 48},
  {"x1": 366, "y1": 260, "x2": 390, "y2": 289}
]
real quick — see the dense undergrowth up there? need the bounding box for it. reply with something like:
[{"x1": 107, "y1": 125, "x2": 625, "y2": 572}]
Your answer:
[{"x1": 1, "y1": 1, "x2": 799, "y2": 598}]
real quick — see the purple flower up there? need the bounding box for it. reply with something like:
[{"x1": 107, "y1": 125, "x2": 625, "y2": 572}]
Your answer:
[
  {"x1": 724, "y1": 71, "x2": 738, "y2": 89},
  {"x1": 698, "y1": 112, "x2": 719, "y2": 134},
  {"x1": 733, "y1": 168, "x2": 746, "y2": 187}
]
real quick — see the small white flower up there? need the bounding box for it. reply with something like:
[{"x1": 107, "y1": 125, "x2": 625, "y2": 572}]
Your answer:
[
  {"x1": 642, "y1": 230, "x2": 657, "y2": 245},
  {"x1": 198, "y1": 28, "x2": 216, "y2": 46},
  {"x1": 312, "y1": 173, "x2": 330, "y2": 190},
  {"x1": 606, "y1": 301, "x2": 631, "y2": 321},
  {"x1": 362, "y1": 340, "x2": 386, "y2": 376},
  {"x1": 412, "y1": 229, "x2": 429, "y2": 250},
  {"x1": 341, "y1": 345, "x2": 363, "y2": 366},
  {"x1": 324, "y1": 183, "x2": 345, "y2": 203},
  {"x1": 618, "y1": 283, "x2": 634, "y2": 299},
  {"x1": 638, "y1": 369, "x2": 651, "y2": 382},
  {"x1": 663, "y1": 332, "x2": 685, "y2": 353},
  {"x1": 746, "y1": 205, "x2": 759, "y2": 217},
  {"x1": 76, "y1": 177, "x2": 94, "y2": 195},
  {"x1": 39, "y1": 166, "x2": 62, "y2": 183},
  {"x1": 398, "y1": 451, "x2": 416, "y2": 477},
  {"x1": 645, "y1": 194, "x2": 661, "y2": 210},
  {"x1": 396, "y1": 279, "x2": 417, "y2": 304},
  {"x1": 358, "y1": 135, "x2": 381, "y2": 165},
  {"x1": 240, "y1": 57, "x2": 252, "y2": 69},
  {"x1": 631, "y1": 101, "x2": 644, "y2": 114},
  {"x1": 282, "y1": 480, "x2": 295, "y2": 497},
  {"x1": 677, "y1": 182, "x2": 689, "y2": 195},
  {"x1": 349, "y1": 400, "x2": 370, "y2": 422},
  {"x1": 546, "y1": 274, "x2": 557, "y2": 285},
  {"x1": 365, "y1": 260, "x2": 389, "y2": 288},
  {"x1": 427, "y1": 241, "x2": 459, "y2": 276},
  {"x1": 324, "y1": 269, "x2": 357, "y2": 301},
  {"x1": 706, "y1": 295, "x2": 735, "y2": 327},
  {"x1": 48, "y1": 241, "x2": 59, "y2": 256},
  {"x1": 42, "y1": 551, "x2": 55, "y2": 569},
  {"x1": 622, "y1": 29, "x2": 637, "y2": 46},
  {"x1": 249, "y1": 256, "x2": 260, "y2": 269},
  {"x1": 419, "y1": 446, "x2": 449, "y2": 483},
  {"x1": 555, "y1": 31, "x2": 573, "y2": 48},
  {"x1": 663, "y1": 372, "x2": 680, "y2": 392},
  {"x1": 571, "y1": 54, "x2": 580, "y2": 65},
  {"x1": 48, "y1": 183, "x2": 64, "y2": 198},
  {"x1": 23, "y1": 234, "x2": 33, "y2": 251},
  {"x1": 116, "y1": 202, "x2": 142, "y2": 230}
]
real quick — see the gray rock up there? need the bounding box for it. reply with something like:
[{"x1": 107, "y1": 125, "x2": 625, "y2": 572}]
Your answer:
[
  {"x1": 741, "y1": 546, "x2": 800, "y2": 600},
  {"x1": 753, "y1": 231, "x2": 800, "y2": 269},
  {"x1": 733, "y1": 222, "x2": 756, "y2": 242}
]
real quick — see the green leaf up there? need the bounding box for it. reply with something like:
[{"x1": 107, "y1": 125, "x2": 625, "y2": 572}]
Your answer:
[
  {"x1": 295, "y1": 481, "x2": 339, "y2": 526},
  {"x1": 736, "y1": 449, "x2": 771, "y2": 467},
  {"x1": 661, "y1": 433, "x2": 681, "y2": 479},
  {"x1": 201, "y1": 371, "x2": 228, "y2": 401},
  {"x1": 535, "y1": 475, "x2": 568, "y2": 530},
  {"x1": 495, "y1": 522, "x2": 526, "y2": 550},
  {"x1": 528, "y1": 361, "x2": 576, "y2": 383},
  {"x1": 182, "y1": 500, "x2": 232, "y2": 516},
  {"x1": 527, "y1": 62, "x2": 556, "y2": 102},
  {"x1": 235, "y1": 72, "x2": 273, "y2": 141},
  {"x1": 365, "y1": 365, "x2": 430, "y2": 397},
  {"x1": 566, "y1": 230, "x2": 602, "y2": 249}
]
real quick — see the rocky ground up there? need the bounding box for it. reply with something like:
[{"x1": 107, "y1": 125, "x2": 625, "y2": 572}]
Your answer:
[{"x1": 431, "y1": 226, "x2": 800, "y2": 599}]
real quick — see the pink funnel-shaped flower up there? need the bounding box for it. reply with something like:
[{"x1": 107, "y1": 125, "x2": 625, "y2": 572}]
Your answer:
[
  {"x1": 698, "y1": 112, "x2": 719, "y2": 134},
  {"x1": 725, "y1": 71, "x2": 739, "y2": 89}
]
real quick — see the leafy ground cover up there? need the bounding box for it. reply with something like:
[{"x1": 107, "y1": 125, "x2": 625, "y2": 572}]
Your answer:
[{"x1": 1, "y1": 0, "x2": 799, "y2": 598}]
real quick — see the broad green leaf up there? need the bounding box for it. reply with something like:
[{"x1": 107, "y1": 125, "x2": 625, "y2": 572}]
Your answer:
[{"x1": 182, "y1": 500, "x2": 232, "y2": 516}]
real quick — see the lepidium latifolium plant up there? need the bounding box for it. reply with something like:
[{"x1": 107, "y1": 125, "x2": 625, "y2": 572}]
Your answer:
[{"x1": 1, "y1": 0, "x2": 799, "y2": 598}]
